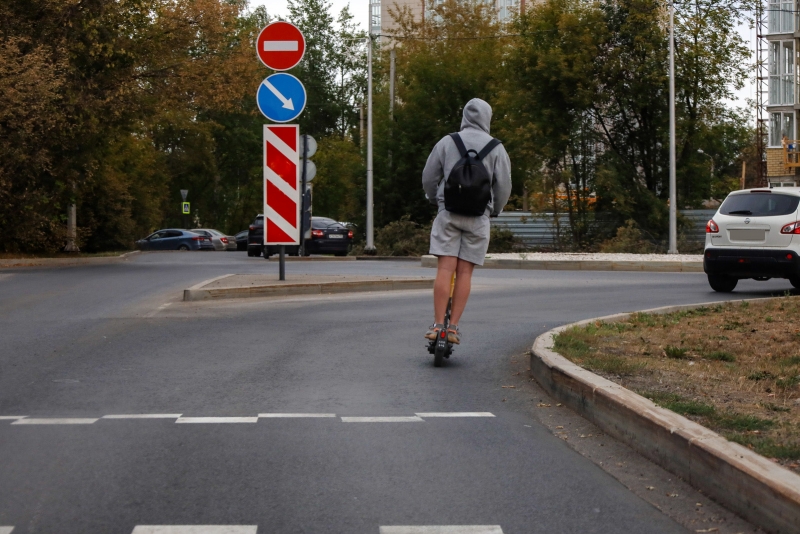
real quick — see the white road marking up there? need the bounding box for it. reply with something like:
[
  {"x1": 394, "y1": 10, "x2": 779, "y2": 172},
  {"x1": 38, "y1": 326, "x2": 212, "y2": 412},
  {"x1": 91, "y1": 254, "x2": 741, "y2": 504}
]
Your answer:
[
  {"x1": 257, "y1": 413, "x2": 336, "y2": 418},
  {"x1": 0, "y1": 274, "x2": 14, "y2": 281},
  {"x1": 102, "y1": 414, "x2": 182, "y2": 419},
  {"x1": 264, "y1": 40, "x2": 299, "y2": 52},
  {"x1": 341, "y1": 416, "x2": 424, "y2": 423},
  {"x1": 131, "y1": 527, "x2": 257, "y2": 534},
  {"x1": 12, "y1": 418, "x2": 98, "y2": 425},
  {"x1": 0, "y1": 527, "x2": 14, "y2": 534},
  {"x1": 415, "y1": 412, "x2": 495, "y2": 418},
  {"x1": 380, "y1": 527, "x2": 503, "y2": 534},
  {"x1": 175, "y1": 417, "x2": 257, "y2": 424},
  {"x1": 147, "y1": 302, "x2": 173, "y2": 318},
  {"x1": 0, "y1": 416, "x2": 26, "y2": 420}
]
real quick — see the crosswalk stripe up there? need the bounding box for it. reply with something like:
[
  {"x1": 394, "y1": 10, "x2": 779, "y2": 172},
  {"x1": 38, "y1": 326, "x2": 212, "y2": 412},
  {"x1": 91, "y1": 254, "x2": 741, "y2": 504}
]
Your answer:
[
  {"x1": 175, "y1": 417, "x2": 257, "y2": 424},
  {"x1": 415, "y1": 413, "x2": 495, "y2": 418},
  {"x1": 11, "y1": 418, "x2": 97, "y2": 425},
  {"x1": 102, "y1": 414, "x2": 182, "y2": 419},
  {"x1": 258, "y1": 413, "x2": 336, "y2": 418},
  {"x1": 341, "y1": 416, "x2": 424, "y2": 423},
  {"x1": 380, "y1": 527, "x2": 503, "y2": 534},
  {"x1": 0, "y1": 527, "x2": 14, "y2": 534},
  {"x1": 0, "y1": 416, "x2": 26, "y2": 420},
  {"x1": 131, "y1": 527, "x2": 257, "y2": 534}
]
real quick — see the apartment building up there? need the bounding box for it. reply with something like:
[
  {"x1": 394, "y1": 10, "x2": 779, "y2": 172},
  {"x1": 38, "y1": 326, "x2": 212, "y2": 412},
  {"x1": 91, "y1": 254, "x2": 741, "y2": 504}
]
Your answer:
[
  {"x1": 372, "y1": 0, "x2": 523, "y2": 36},
  {"x1": 765, "y1": 0, "x2": 798, "y2": 186}
]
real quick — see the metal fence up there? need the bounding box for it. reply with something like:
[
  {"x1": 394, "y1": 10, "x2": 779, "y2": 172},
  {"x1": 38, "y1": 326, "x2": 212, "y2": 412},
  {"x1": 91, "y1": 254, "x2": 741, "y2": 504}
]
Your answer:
[{"x1": 490, "y1": 210, "x2": 715, "y2": 248}]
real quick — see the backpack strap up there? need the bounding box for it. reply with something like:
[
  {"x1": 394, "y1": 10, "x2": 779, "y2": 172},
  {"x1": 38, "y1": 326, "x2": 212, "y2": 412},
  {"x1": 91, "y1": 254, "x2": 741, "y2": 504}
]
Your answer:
[
  {"x1": 477, "y1": 138, "x2": 502, "y2": 160},
  {"x1": 449, "y1": 133, "x2": 468, "y2": 158}
]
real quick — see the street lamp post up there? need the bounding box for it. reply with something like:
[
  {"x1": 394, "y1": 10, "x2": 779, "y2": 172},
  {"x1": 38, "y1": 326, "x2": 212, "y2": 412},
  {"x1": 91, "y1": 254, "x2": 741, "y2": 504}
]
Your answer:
[
  {"x1": 698, "y1": 148, "x2": 714, "y2": 182},
  {"x1": 365, "y1": 34, "x2": 375, "y2": 253},
  {"x1": 668, "y1": 0, "x2": 678, "y2": 254}
]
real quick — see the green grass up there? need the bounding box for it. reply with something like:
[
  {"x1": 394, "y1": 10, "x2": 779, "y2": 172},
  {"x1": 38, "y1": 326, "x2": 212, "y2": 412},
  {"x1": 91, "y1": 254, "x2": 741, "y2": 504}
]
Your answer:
[
  {"x1": 748, "y1": 371, "x2": 774, "y2": 381},
  {"x1": 705, "y1": 350, "x2": 736, "y2": 362},
  {"x1": 664, "y1": 345, "x2": 688, "y2": 359},
  {"x1": 640, "y1": 390, "x2": 775, "y2": 432},
  {"x1": 583, "y1": 356, "x2": 645, "y2": 376},
  {"x1": 726, "y1": 434, "x2": 800, "y2": 459}
]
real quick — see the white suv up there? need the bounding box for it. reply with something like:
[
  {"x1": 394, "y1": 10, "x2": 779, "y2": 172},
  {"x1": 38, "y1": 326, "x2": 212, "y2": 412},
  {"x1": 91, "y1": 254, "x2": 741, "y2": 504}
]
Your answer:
[{"x1": 704, "y1": 187, "x2": 800, "y2": 292}]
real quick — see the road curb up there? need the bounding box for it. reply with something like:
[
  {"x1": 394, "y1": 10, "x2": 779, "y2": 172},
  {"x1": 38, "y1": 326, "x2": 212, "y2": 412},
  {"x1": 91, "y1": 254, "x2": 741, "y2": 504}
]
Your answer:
[
  {"x1": 420, "y1": 255, "x2": 703, "y2": 272},
  {"x1": 530, "y1": 299, "x2": 800, "y2": 533},
  {"x1": 183, "y1": 277, "x2": 434, "y2": 301},
  {"x1": 0, "y1": 250, "x2": 140, "y2": 269},
  {"x1": 264, "y1": 256, "x2": 419, "y2": 262}
]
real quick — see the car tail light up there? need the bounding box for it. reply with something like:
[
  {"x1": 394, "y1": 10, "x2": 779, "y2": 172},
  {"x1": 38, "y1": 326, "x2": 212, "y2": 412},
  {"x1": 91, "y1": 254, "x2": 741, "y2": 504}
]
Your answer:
[
  {"x1": 706, "y1": 219, "x2": 719, "y2": 233},
  {"x1": 191, "y1": 236, "x2": 203, "y2": 241},
  {"x1": 311, "y1": 229, "x2": 324, "y2": 238},
  {"x1": 249, "y1": 225, "x2": 255, "y2": 231},
  {"x1": 220, "y1": 237, "x2": 228, "y2": 243},
  {"x1": 348, "y1": 230, "x2": 353, "y2": 239},
  {"x1": 781, "y1": 221, "x2": 800, "y2": 234}
]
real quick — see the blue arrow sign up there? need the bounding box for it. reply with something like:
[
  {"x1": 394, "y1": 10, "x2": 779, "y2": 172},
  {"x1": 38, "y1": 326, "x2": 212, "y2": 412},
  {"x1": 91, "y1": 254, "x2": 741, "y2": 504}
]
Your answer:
[{"x1": 257, "y1": 73, "x2": 307, "y2": 123}]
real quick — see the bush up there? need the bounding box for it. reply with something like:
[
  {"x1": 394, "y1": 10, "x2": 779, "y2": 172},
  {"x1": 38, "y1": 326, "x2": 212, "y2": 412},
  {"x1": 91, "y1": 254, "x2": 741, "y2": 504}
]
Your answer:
[
  {"x1": 488, "y1": 225, "x2": 519, "y2": 253},
  {"x1": 599, "y1": 220, "x2": 657, "y2": 253},
  {"x1": 372, "y1": 215, "x2": 432, "y2": 256}
]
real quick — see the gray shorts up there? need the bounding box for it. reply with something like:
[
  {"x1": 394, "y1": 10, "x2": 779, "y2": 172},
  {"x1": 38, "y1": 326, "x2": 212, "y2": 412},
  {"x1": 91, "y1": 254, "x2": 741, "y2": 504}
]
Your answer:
[{"x1": 429, "y1": 210, "x2": 491, "y2": 266}]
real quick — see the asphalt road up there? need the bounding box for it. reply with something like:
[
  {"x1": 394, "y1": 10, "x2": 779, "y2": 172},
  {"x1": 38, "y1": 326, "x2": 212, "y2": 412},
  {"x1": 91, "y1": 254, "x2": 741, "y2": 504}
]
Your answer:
[{"x1": 0, "y1": 252, "x2": 792, "y2": 534}]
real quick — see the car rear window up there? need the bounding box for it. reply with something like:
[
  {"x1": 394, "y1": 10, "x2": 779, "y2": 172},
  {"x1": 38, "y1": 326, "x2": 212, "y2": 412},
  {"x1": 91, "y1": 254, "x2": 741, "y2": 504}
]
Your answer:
[
  {"x1": 719, "y1": 193, "x2": 800, "y2": 217},
  {"x1": 253, "y1": 217, "x2": 264, "y2": 227},
  {"x1": 311, "y1": 217, "x2": 339, "y2": 229}
]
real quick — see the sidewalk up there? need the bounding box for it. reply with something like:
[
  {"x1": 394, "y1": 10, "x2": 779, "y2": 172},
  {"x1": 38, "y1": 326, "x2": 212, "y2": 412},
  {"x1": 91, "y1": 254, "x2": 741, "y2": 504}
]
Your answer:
[
  {"x1": 421, "y1": 252, "x2": 704, "y2": 272},
  {"x1": 184, "y1": 274, "x2": 434, "y2": 301}
]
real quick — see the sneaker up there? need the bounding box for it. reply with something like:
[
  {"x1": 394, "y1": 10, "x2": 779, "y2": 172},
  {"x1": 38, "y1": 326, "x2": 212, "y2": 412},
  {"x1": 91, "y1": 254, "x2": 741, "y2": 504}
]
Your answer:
[
  {"x1": 425, "y1": 323, "x2": 444, "y2": 340},
  {"x1": 447, "y1": 325, "x2": 461, "y2": 344}
]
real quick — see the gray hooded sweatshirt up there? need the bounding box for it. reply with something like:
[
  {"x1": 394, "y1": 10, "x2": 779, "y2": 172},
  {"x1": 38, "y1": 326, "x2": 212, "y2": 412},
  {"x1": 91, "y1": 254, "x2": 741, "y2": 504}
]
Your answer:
[{"x1": 421, "y1": 98, "x2": 512, "y2": 216}]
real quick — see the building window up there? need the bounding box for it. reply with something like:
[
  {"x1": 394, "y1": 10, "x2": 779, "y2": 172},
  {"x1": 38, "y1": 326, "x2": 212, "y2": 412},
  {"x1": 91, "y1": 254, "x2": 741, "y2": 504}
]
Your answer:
[
  {"x1": 370, "y1": 0, "x2": 380, "y2": 33},
  {"x1": 769, "y1": 0, "x2": 794, "y2": 33},
  {"x1": 770, "y1": 111, "x2": 795, "y2": 146},
  {"x1": 769, "y1": 40, "x2": 794, "y2": 105}
]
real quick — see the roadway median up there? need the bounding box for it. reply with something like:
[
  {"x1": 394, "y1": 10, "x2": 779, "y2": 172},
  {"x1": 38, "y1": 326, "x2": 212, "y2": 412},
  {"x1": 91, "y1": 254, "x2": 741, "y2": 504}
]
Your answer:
[
  {"x1": 530, "y1": 300, "x2": 800, "y2": 533},
  {"x1": 184, "y1": 273, "x2": 434, "y2": 301}
]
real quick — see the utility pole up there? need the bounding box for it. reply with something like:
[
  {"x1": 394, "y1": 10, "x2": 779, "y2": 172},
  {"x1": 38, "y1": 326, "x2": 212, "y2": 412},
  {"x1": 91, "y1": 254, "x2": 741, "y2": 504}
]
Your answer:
[
  {"x1": 389, "y1": 48, "x2": 396, "y2": 117},
  {"x1": 365, "y1": 34, "x2": 375, "y2": 253},
  {"x1": 64, "y1": 181, "x2": 79, "y2": 252},
  {"x1": 668, "y1": 0, "x2": 678, "y2": 254}
]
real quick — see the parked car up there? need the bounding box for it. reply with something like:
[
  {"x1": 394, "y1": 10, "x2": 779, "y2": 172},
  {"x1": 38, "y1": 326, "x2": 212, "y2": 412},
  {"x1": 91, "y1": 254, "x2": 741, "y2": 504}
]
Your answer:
[
  {"x1": 192, "y1": 228, "x2": 237, "y2": 251},
  {"x1": 247, "y1": 215, "x2": 264, "y2": 257},
  {"x1": 235, "y1": 230, "x2": 248, "y2": 251},
  {"x1": 135, "y1": 229, "x2": 214, "y2": 251},
  {"x1": 303, "y1": 217, "x2": 353, "y2": 256},
  {"x1": 704, "y1": 187, "x2": 800, "y2": 292}
]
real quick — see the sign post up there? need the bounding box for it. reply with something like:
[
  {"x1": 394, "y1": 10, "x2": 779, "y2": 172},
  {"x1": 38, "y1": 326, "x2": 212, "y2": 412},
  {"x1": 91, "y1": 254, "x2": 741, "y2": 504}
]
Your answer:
[{"x1": 257, "y1": 22, "x2": 306, "y2": 280}]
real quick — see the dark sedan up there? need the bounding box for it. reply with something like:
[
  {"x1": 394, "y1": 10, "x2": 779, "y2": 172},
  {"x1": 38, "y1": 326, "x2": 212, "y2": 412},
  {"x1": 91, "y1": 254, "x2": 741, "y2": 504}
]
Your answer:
[
  {"x1": 235, "y1": 230, "x2": 248, "y2": 251},
  {"x1": 135, "y1": 229, "x2": 214, "y2": 251},
  {"x1": 304, "y1": 217, "x2": 353, "y2": 256}
]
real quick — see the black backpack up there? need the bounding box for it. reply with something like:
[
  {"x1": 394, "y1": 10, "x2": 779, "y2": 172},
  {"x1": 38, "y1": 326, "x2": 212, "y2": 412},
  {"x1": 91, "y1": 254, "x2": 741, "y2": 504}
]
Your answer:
[{"x1": 444, "y1": 133, "x2": 502, "y2": 216}]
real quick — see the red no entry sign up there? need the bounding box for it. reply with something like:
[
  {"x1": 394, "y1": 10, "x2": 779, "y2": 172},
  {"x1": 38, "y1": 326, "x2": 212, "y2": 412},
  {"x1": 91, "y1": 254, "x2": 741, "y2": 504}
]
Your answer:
[{"x1": 257, "y1": 22, "x2": 306, "y2": 71}]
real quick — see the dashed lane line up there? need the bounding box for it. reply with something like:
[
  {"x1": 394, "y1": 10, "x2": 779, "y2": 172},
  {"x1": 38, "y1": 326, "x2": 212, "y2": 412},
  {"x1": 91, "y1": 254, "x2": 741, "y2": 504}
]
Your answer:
[
  {"x1": 257, "y1": 413, "x2": 337, "y2": 418},
  {"x1": 175, "y1": 417, "x2": 258, "y2": 424},
  {"x1": 0, "y1": 412, "x2": 496, "y2": 425},
  {"x1": 11, "y1": 418, "x2": 98, "y2": 425},
  {"x1": 131, "y1": 527, "x2": 257, "y2": 534},
  {"x1": 102, "y1": 414, "x2": 183, "y2": 419},
  {"x1": 380, "y1": 528, "x2": 504, "y2": 534},
  {"x1": 0, "y1": 527, "x2": 14, "y2": 534},
  {"x1": 415, "y1": 412, "x2": 495, "y2": 418},
  {"x1": 341, "y1": 416, "x2": 424, "y2": 423}
]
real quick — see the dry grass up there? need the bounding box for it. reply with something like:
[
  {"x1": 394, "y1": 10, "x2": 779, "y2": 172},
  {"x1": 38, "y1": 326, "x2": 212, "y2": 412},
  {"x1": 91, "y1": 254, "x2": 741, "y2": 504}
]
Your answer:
[{"x1": 553, "y1": 296, "x2": 800, "y2": 469}]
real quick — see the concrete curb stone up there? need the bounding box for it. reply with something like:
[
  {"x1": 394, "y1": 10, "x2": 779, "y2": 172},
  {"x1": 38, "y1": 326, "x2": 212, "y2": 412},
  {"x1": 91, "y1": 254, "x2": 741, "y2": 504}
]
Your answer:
[
  {"x1": 530, "y1": 299, "x2": 800, "y2": 533},
  {"x1": 0, "y1": 250, "x2": 140, "y2": 269},
  {"x1": 420, "y1": 255, "x2": 704, "y2": 272},
  {"x1": 183, "y1": 277, "x2": 434, "y2": 301}
]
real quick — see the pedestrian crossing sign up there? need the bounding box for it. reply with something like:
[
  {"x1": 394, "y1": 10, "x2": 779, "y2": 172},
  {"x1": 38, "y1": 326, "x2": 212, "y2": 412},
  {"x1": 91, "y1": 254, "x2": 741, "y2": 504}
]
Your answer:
[{"x1": 182, "y1": 202, "x2": 190, "y2": 214}]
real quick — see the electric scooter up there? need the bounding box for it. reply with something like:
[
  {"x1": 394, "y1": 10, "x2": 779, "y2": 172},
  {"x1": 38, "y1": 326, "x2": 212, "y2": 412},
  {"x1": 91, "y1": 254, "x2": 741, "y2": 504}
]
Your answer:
[{"x1": 427, "y1": 273, "x2": 455, "y2": 367}]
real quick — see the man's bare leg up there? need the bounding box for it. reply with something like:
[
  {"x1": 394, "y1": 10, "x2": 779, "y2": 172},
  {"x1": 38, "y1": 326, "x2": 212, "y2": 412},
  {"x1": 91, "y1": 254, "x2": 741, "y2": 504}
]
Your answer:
[
  {"x1": 433, "y1": 256, "x2": 458, "y2": 324},
  {"x1": 449, "y1": 258, "x2": 475, "y2": 326}
]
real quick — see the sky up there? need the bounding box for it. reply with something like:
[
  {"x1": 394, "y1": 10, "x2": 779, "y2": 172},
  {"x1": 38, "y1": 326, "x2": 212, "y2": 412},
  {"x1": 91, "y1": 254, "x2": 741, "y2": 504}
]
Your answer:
[{"x1": 249, "y1": 0, "x2": 754, "y2": 110}]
